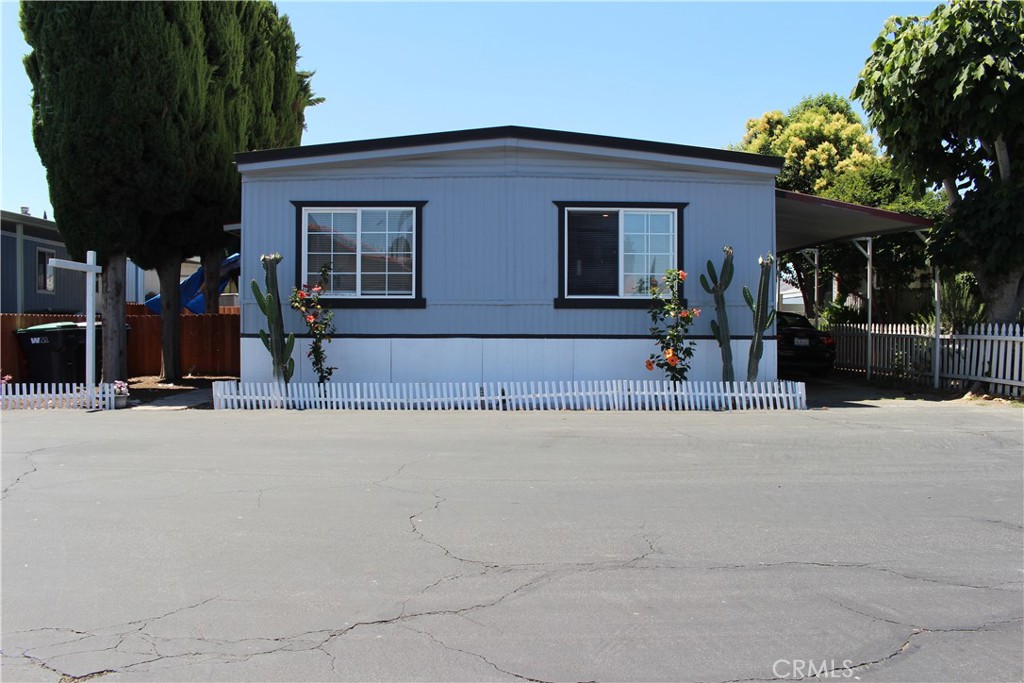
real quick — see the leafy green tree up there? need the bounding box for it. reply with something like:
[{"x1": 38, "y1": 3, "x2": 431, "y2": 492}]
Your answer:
[
  {"x1": 737, "y1": 93, "x2": 876, "y2": 194},
  {"x1": 26, "y1": 1, "x2": 320, "y2": 381},
  {"x1": 736, "y1": 94, "x2": 878, "y2": 316},
  {"x1": 817, "y1": 157, "x2": 947, "y2": 321},
  {"x1": 196, "y1": 2, "x2": 321, "y2": 316},
  {"x1": 21, "y1": 1, "x2": 205, "y2": 382},
  {"x1": 117, "y1": 2, "x2": 212, "y2": 381},
  {"x1": 854, "y1": 0, "x2": 1024, "y2": 322}
]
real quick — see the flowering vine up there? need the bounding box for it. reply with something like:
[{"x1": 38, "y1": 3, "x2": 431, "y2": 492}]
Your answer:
[
  {"x1": 647, "y1": 269, "x2": 701, "y2": 382},
  {"x1": 289, "y1": 264, "x2": 337, "y2": 384}
]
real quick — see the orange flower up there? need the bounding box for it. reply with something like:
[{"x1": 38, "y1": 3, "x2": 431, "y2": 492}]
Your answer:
[
  {"x1": 679, "y1": 310, "x2": 690, "y2": 319},
  {"x1": 693, "y1": 308, "x2": 701, "y2": 317},
  {"x1": 664, "y1": 348, "x2": 676, "y2": 360},
  {"x1": 306, "y1": 314, "x2": 316, "y2": 323},
  {"x1": 678, "y1": 271, "x2": 687, "y2": 282},
  {"x1": 645, "y1": 359, "x2": 654, "y2": 371},
  {"x1": 312, "y1": 285, "x2": 322, "y2": 293},
  {"x1": 667, "y1": 355, "x2": 679, "y2": 367},
  {"x1": 297, "y1": 290, "x2": 307, "y2": 299}
]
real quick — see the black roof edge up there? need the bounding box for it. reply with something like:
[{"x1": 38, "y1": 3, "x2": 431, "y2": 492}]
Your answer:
[{"x1": 235, "y1": 125, "x2": 784, "y2": 170}]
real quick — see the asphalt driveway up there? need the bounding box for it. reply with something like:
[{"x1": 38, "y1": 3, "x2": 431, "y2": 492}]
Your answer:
[{"x1": 2, "y1": 389, "x2": 1022, "y2": 682}]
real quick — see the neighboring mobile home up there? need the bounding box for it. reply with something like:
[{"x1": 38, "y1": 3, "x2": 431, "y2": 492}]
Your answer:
[
  {"x1": 235, "y1": 126, "x2": 784, "y2": 384},
  {"x1": 1, "y1": 208, "x2": 84, "y2": 314}
]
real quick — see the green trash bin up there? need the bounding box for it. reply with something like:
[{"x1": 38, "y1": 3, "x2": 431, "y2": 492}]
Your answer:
[{"x1": 15, "y1": 322, "x2": 102, "y2": 383}]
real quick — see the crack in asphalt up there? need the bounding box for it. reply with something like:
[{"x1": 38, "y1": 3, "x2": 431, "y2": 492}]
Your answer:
[
  {"x1": 829, "y1": 598, "x2": 1024, "y2": 634},
  {"x1": 969, "y1": 516, "x2": 1024, "y2": 531},
  {"x1": 1, "y1": 453, "x2": 38, "y2": 499},
  {"x1": 1, "y1": 442, "x2": 93, "y2": 499},
  {"x1": 401, "y1": 624, "x2": 560, "y2": 683},
  {"x1": 4, "y1": 454, "x2": 1017, "y2": 681},
  {"x1": 2, "y1": 597, "x2": 222, "y2": 681},
  {"x1": 697, "y1": 559, "x2": 1015, "y2": 591}
]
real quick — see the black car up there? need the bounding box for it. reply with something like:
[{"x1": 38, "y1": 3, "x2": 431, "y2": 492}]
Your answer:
[{"x1": 776, "y1": 312, "x2": 835, "y2": 377}]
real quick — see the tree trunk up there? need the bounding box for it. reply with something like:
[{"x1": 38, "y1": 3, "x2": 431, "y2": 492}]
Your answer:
[
  {"x1": 101, "y1": 252, "x2": 128, "y2": 382},
  {"x1": 201, "y1": 247, "x2": 223, "y2": 314},
  {"x1": 157, "y1": 256, "x2": 183, "y2": 381},
  {"x1": 792, "y1": 261, "x2": 815, "y2": 318},
  {"x1": 976, "y1": 267, "x2": 1024, "y2": 324}
]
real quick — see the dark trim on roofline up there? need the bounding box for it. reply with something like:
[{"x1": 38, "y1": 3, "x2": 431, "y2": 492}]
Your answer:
[{"x1": 237, "y1": 125, "x2": 784, "y2": 170}]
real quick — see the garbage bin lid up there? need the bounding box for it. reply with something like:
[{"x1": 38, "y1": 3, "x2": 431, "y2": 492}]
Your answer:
[{"x1": 16, "y1": 322, "x2": 80, "y2": 333}]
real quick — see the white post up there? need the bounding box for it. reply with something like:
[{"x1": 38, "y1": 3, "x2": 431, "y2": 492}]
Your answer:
[
  {"x1": 933, "y1": 266, "x2": 941, "y2": 389},
  {"x1": 915, "y1": 230, "x2": 941, "y2": 390},
  {"x1": 866, "y1": 237, "x2": 873, "y2": 381},
  {"x1": 85, "y1": 251, "x2": 97, "y2": 389},
  {"x1": 813, "y1": 249, "x2": 820, "y2": 323},
  {"x1": 48, "y1": 250, "x2": 103, "y2": 391},
  {"x1": 852, "y1": 238, "x2": 874, "y2": 381}
]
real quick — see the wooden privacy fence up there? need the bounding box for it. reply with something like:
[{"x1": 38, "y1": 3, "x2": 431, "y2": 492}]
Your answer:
[
  {"x1": 829, "y1": 323, "x2": 1023, "y2": 397},
  {"x1": 0, "y1": 313, "x2": 239, "y2": 381},
  {"x1": 213, "y1": 380, "x2": 808, "y2": 411},
  {"x1": 1, "y1": 383, "x2": 115, "y2": 410}
]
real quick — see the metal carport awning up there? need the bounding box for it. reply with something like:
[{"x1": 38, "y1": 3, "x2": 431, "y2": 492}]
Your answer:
[
  {"x1": 775, "y1": 189, "x2": 933, "y2": 253},
  {"x1": 774, "y1": 189, "x2": 940, "y2": 386}
]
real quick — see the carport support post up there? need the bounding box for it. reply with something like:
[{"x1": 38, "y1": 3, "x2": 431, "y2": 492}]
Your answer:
[
  {"x1": 915, "y1": 230, "x2": 941, "y2": 390},
  {"x1": 852, "y1": 238, "x2": 874, "y2": 380},
  {"x1": 932, "y1": 267, "x2": 941, "y2": 388},
  {"x1": 48, "y1": 250, "x2": 102, "y2": 392}
]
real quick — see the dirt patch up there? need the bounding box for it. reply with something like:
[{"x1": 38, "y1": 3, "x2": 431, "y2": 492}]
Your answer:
[{"x1": 128, "y1": 375, "x2": 235, "y2": 405}]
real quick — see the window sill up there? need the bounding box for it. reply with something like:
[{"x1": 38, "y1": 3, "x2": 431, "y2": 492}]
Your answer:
[
  {"x1": 553, "y1": 297, "x2": 686, "y2": 310},
  {"x1": 322, "y1": 297, "x2": 426, "y2": 309}
]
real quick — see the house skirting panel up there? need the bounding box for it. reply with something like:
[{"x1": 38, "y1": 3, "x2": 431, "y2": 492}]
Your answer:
[{"x1": 241, "y1": 337, "x2": 778, "y2": 384}]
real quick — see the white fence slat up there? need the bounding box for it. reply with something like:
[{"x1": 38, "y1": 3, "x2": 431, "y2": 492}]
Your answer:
[
  {"x1": 0, "y1": 382, "x2": 119, "y2": 411},
  {"x1": 210, "y1": 379, "x2": 807, "y2": 412},
  {"x1": 829, "y1": 322, "x2": 1022, "y2": 397}
]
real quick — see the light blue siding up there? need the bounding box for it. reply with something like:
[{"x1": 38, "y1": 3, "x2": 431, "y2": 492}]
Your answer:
[
  {"x1": 1, "y1": 232, "x2": 84, "y2": 313},
  {"x1": 240, "y1": 147, "x2": 775, "y2": 339}
]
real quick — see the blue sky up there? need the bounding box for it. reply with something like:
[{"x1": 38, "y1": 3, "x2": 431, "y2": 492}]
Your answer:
[{"x1": 2, "y1": 1, "x2": 937, "y2": 219}]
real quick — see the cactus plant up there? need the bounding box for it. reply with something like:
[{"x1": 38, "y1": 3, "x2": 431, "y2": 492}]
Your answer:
[
  {"x1": 743, "y1": 253, "x2": 776, "y2": 382},
  {"x1": 251, "y1": 253, "x2": 295, "y2": 384},
  {"x1": 699, "y1": 246, "x2": 735, "y2": 382}
]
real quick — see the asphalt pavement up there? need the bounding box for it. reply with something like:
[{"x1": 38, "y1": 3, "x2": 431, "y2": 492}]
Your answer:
[{"x1": 2, "y1": 383, "x2": 1021, "y2": 682}]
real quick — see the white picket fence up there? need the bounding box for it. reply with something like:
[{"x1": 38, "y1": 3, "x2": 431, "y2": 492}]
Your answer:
[
  {"x1": 212, "y1": 379, "x2": 807, "y2": 411},
  {"x1": 1, "y1": 383, "x2": 116, "y2": 410},
  {"x1": 830, "y1": 323, "x2": 1023, "y2": 397}
]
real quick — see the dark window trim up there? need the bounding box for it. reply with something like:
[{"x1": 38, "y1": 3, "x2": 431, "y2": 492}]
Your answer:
[
  {"x1": 292, "y1": 200, "x2": 427, "y2": 309},
  {"x1": 35, "y1": 246, "x2": 56, "y2": 294},
  {"x1": 554, "y1": 201, "x2": 687, "y2": 309}
]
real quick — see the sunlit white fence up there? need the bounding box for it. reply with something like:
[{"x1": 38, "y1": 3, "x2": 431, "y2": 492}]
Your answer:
[
  {"x1": 213, "y1": 379, "x2": 807, "y2": 411},
  {"x1": 1, "y1": 383, "x2": 116, "y2": 410},
  {"x1": 829, "y1": 323, "x2": 1023, "y2": 397}
]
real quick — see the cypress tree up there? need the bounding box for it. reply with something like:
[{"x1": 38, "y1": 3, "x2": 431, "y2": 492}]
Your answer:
[
  {"x1": 21, "y1": 2, "x2": 199, "y2": 382},
  {"x1": 23, "y1": 1, "x2": 320, "y2": 381}
]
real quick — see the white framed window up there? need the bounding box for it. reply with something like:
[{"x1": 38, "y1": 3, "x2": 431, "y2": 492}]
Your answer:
[
  {"x1": 36, "y1": 247, "x2": 55, "y2": 294},
  {"x1": 557, "y1": 203, "x2": 684, "y2": 304},
  {"x1": 300, "y1": 204, "x2": 422, "y2": 301}
]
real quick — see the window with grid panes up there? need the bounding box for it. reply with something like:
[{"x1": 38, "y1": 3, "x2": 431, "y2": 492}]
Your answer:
[
  {"x1": 303, "y1": 207, "x2": 416, "y2": 297},
  {"x1": 563, "y1": 207, "x2": 678, "y2": 298}
]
